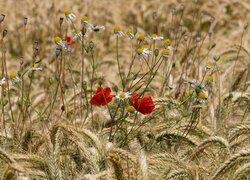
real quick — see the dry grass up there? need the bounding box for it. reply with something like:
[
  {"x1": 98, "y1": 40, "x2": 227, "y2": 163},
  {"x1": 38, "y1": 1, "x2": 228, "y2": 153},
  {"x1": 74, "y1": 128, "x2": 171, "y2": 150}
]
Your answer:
[{"x1": 0, "y1": 0, "x2": 249, "y2": 179}]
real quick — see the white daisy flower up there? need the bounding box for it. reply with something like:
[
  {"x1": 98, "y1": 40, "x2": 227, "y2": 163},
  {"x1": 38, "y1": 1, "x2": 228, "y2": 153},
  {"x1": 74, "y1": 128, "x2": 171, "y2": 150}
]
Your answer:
[
  {"x1": 126, "y1": 28, "x2": 135, "y2": 39},
  {"x1": 81, "y1": 16, "x2": 92, "y2": 26},
  {"x1": 136, "y1": 47, "x2": 151, "y2": 59},
  {"x1": 10, "y1": 72, "x2": 21, "y2": 85},
  {"x1": 147, "y1": 34, "x2": 164, "y2": 41},
  {"x1": 163, "y1": 39, "x2": 174, "y2": 51},
  {"x1": 73, "y1": 30, "x2": 83, "y2": 41},
  {"x1": 204, "y1": 63, "x2": 213, "y2": 71},
  {"x1": 114, "y1": 25, "x2": 124, "y2": 36},
  {"x1": 54, "y1": 36, "x2": 66, "y2": 50},
  {"x1": 0, "y1": 77, "x2": 6, "y2": 86},
  {"x1": 116, "y1": 91, "x2": 131, "y2": 101},
  {"x1": 161, "y1": 48, "x2": 171, "y2": 60},
  {"x1": 81, "y1": 16, "x2": 105, "y2": 33},
  {"x1": 65, "y1": 10, "x2": 76, "y2": 20}
]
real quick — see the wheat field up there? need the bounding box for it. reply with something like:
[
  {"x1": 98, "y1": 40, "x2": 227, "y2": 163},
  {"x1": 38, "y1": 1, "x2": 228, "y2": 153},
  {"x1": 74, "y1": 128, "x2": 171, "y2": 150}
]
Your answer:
[{"x1": 0, "y1": 0, "x2": 249, "y2": 179}]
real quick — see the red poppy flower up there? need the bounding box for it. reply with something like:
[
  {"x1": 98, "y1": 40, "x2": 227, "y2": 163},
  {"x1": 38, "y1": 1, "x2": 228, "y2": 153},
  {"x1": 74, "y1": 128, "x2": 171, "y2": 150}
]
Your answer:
[
  {"x1": 90, "y1": 87, "x2": 115, "y2": 106},
  {"x1": 129, "y1": 93, "x2": 155, "y2": 115},
  {"x1": 65, "y1": 36, "x2": 76, "y2": 46}
]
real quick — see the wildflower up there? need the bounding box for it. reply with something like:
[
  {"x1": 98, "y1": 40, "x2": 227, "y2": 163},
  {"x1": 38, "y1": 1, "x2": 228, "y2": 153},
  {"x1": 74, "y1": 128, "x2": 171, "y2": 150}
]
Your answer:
[
  {"x1": 126, "y1": 28, "x2": 135, "y2": 39},
  {"x1": 0, "y1": 77, "x2": 6, "y2": 86},
  {"x1": 147, "y1": 33, "x2": 164, "y2": 41},
  {"x1": 136, "y1": 47, "x2": 151, "y2": 59},
  {"x1": 81, "y1": 15, "x2": 89, "y2": 23},
  {"x1": 10, "y1": 72, "x2": 20, "y2": 84},
  {"x1": 90, "y1": 87, "x2": 115, "y2": 106},
  {"x1": 127, "y1": 105, "x2": 136, "y2": 113},
  {"x1": 81, "y1": 16, "x2": 93, "y2": 29},
  {"x1": 137, "y1": 34, "x2": 145, "y2": 41},
  {"x1": 198, "y1": 91, "x2": 207, "y2": 99},
  {"x1": 73, "y1": 30, "x2": 83, "y2": 41},
  {"x1": 161, "y1": 48, "x2": 171, "y2": 60},
  {"x1": 54, "y1": 36, "x2": 66, "y2": 49},
  {"x1": 129, "y1": 93, "x2": 155, "y2": 115},
  {"x1": 141, "y1": 44, "x2": 151, "y2": 55},
  {"x1": 81, "y1": 16, "x2": 89, "y2": 24},
  {"x1": 115, "y1": 91, "x2": 131, "y2": 101},
  {"x1": 204, "y1": 63, "x2": 212, "y2": 71},
  {"x1": 65, "y1": 36, "x2": 76, "y2": 46},
  {"x1": 163, "y1": 39, "x2": 174, "y2": 51},
  {"x1": 65, "y1": 9, "x2": 76, "y2": 20},
  {"x1": 206, "y1": 75, "x2": 213, "y2": 82},
  {"x1": 205, "y1": 75, "x2": 214, "y2": 87},
  {"x1": 114, "y1": 25, "x2": 124, "y2": 36}
]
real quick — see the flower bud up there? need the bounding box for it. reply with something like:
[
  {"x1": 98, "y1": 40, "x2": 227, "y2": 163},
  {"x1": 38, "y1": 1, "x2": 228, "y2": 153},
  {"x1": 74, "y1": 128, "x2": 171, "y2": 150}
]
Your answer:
[
  {"x1": 88, "y1": 41, "x2": 95, "y2": 50},
  {"x1": 213, "y1": 55, "x2": 220, "y2": 62},
  {"x1": 82, "y1": 81, "x2": 87, "y2": 90},
  {"x1": 154, "y1": 49, "x2": 159, "y2": 56},
  {"x1": 3, "y1": 99, "x2": 8, "y2": 106},
  {"x1": 48, "y1": 78, "x2": 53, "y2": 85}
]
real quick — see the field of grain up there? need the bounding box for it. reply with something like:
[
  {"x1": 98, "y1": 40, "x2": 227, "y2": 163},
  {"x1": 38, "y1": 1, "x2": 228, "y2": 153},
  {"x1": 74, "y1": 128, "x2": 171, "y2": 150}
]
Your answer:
[{"x1": 0, "y1": 0, "x2": 249, "y2": 179}]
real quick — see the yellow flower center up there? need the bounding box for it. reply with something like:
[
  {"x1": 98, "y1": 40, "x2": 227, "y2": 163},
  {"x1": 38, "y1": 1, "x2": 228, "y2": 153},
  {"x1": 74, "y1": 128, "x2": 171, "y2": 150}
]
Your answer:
[
  {"x1": 81, "y1": 16, "x2": 88, "y2": 22},
  {"x1": 10, "y1": 72, "x2": 17, "y2": 79},
  {"x1": 65, "y1": 10, "x2": 72, "y2": 16},
  {"x1": 142, "y1": 44, "x2": 149, "y2": 49},
  {"x1": 127, "y1": 28, "x2": 133, "y2": 34},
  {"x1": 127, "y1": 106, "x2": 135, "y2": 113},
  {"x1": 161, "y1": 49, "x2": 170, "y2": 56},
  {"x1": 151, "y1": 34, "x2": 157, "y2": 38},
  {"x1": 137, "y1": 48, "x2": 143, "y2": 55},
  {"x1": 205, "y1": 63, "x2": 212, "y2": 68},
  {"x1": 114, "y1": 25, "x2": 121, "y2": 33},
  {"x1": 76, "y1": 30, "x2": 81, "y2": 34},
  {"x1": 207, "y1": 75, "x2": 213, "y2": 81},
  {"x1": 54, "y1": 36, "x2": 62, "y2": 43},
  {"x1": 119, "y1": 93, "x2": 126, "y2": 99},
  {"x1": 198, "y1": 92, "x2": 207, "y2": 99},
  {"x1": 164, "y1": 39, "x2": 172, "y2": 46},
  {"x1": 138, "y1": 34, "x2": 145, "y2": 41}
]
